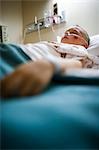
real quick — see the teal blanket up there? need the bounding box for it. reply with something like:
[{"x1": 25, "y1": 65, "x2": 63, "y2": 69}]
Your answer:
[
  {"x1": 0, "y1": 44, "x2": 99, "y2": 149},
  {"x1": 0, "y1": 43, "x2": 30, "y2": 79}
]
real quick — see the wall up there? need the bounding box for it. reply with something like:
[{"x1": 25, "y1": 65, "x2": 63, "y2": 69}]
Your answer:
[
  {"x1": 0, "y1": 1, "x2": 2, "y2": 24},
  {"x1": 22, "y1": 0, "x2": 99, "y2": 43},
  {"x1": 1, "y1": 0, "x2": 23, "y2": 44},
  {"x1": 63, "y1": 0, "x2": 99, "y2": 36}
]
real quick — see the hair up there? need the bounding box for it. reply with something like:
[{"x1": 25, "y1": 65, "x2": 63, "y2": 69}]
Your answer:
[{"x1": 74, "y1": 25, "x2": 90, "y2": 45}]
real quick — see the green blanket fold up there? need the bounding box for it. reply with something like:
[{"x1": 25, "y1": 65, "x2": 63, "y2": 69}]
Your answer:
[{"x1": 0, "y1": 43, "x2": 30, "y2": 79}]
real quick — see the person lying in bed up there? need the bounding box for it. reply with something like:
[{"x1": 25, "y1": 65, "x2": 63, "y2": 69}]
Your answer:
[
  {"x1": 19, "y1": 25, "x2": 98, "y2": 68},
  {"x1": 0, "y1": 25, "x2": 99, "y2": 98}
]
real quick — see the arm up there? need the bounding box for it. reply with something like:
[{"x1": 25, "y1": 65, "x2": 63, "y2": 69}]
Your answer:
[{"x1": 0, "y1": 58, "x2": 82, "y2": 98}]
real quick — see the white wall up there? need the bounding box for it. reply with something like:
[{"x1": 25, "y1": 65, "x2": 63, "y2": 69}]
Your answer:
[
  {"x1": 63, "y1": 0, "x2": 99, "y2": 36},
  {"x1": 1, "y1": 0, "x2": 23, "y2": 44},
  {"x1": 0, "y1": 1, "x2": 2, "y2": 24},
  {"x1": 22, "y1": 0, "x2": 99, "y2": 43}
]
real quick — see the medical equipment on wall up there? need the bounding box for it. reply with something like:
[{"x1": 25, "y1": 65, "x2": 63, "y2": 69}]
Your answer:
[
  {"x1": 0, "y1": 25, "x2": 9, "y2": 43},
  {"x1": 23, "y1": 2, "x2": 66, "y2": 42},
  {"x1": 37, "y1": 22, "x2": 42, "y2": 42}
]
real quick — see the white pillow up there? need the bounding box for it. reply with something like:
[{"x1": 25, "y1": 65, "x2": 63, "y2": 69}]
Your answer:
[
  {"x1": 90, "y1": 34, "x2": 99, "y2": 46},
  {"x1": 87, "y1": 34, "x2": 99, "y2": 56}
]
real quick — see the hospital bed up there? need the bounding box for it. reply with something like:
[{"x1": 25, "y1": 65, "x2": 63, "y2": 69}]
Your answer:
[{"x1": 0, "y1": 43, "x2": 99, "y2": 149}]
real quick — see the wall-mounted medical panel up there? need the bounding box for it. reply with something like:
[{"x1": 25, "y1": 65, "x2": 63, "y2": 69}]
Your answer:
[
  {"x1": 0, "y1": 25, "x2": 9, "y2": 43},
  {"x1": 25, "y1": 14, "x2": 66, "y2": 34}
]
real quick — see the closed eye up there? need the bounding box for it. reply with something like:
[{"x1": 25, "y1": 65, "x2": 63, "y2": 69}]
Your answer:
[{"x1": 73, "y1": 35, "x2": 78, "y2": 39}]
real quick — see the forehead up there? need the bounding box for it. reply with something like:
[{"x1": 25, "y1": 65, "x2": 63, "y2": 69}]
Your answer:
[{"x1": 66, "y1": 27, "x2": 83, "y2": 34}]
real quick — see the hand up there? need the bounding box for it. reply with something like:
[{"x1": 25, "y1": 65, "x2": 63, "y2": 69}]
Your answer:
[
  {"x1": 0, "y1": 60, "x2": 55, "y2": 98},
  {"x1": 0, "y1": 58, "x2": 82, "y2": 98}
]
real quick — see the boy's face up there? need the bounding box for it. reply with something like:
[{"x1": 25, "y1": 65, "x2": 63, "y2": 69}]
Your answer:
[{"x1": 61, "y1": 27, "x2": 89, "y2": 48}]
